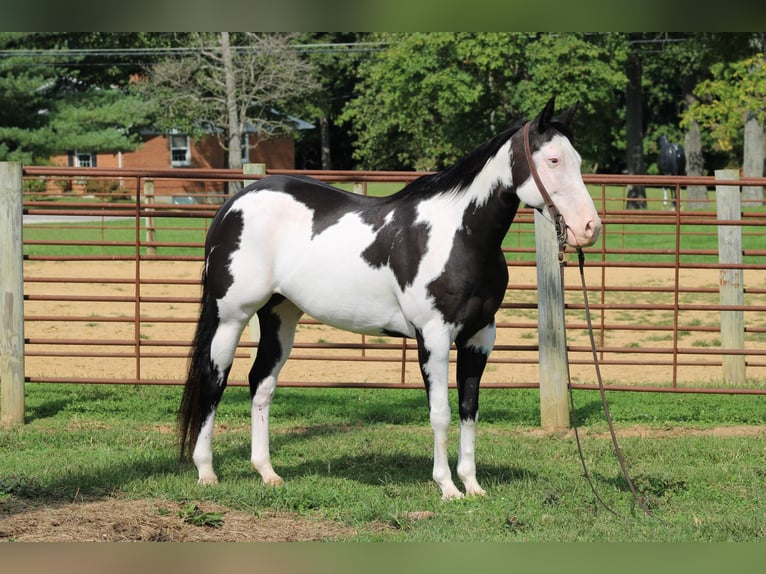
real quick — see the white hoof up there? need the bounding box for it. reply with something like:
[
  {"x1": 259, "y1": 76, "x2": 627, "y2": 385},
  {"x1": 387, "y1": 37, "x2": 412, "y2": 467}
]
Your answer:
[
  {"x1": 197, "y1": 474, "x2": 219, "y2": 486},
  {"x1": 252, "y1": 461, "x2": 284, "y2": 487},
  {"x1": 440, "y1": 484, "x2": 465, "y2": 500},
  {"x1": 263, "y1": 475, "x2": 284, "y2": 487}
]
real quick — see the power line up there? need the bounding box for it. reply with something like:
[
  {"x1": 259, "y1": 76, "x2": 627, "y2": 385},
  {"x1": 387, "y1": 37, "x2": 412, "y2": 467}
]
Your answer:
[{"x1": 0, "y1": 42, "x2": 389, "y2": 61}]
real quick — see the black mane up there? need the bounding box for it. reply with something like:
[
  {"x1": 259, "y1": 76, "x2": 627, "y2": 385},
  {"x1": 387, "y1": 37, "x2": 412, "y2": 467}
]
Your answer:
[
  {"x1": 394, "y1": 121, "x2": 524, "y2": 200},
  {"x1": 392, "y1": 112, "x2": 574, "y2": 202}
]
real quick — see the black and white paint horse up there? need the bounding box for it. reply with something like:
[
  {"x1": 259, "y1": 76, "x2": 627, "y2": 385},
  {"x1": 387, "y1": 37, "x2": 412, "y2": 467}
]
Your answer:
[
  {"x1": 179, "y1": 98, "x2": 601, "y2": 500},
  {"x1": 658, "y1": 136, "x2": 686, "y2": 208}
]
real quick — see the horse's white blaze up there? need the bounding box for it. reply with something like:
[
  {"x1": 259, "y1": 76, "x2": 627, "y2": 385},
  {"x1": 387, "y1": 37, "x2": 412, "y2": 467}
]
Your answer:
[{"x1": 515, "y1": 134, "x2": 601, "y2": 247}]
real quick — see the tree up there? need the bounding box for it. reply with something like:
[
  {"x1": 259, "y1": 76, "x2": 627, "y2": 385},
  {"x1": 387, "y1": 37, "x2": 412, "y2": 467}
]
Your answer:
[
  {"x1": 295, "y1": 32, "x2": 368, "y2": 170},
  {"x1": 0, "y1": 32, "x2": 158, "y2": 164},
  {"x1": 682, "y1": 53, "x2": 766, "y2": 205},
  {"x1": 0, "y1": 33, "x2": 58, "y2": 163},
  {"x1": 138, "y1": 32, "x2": 319, "y2": 190},
  {"x1": 340, "y1": 32, "x2": 527, "y2": 171},
  {"x1": 512, "y1": 33, "x2": 628, "y2": 173},
  {"x1": 340, "y1": 33, "x2": 627, "y2": 172}
]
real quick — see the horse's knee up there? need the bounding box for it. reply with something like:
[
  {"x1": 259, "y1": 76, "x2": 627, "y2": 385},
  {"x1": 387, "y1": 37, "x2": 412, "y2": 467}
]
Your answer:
[{"x1": 251, "y1": 375, "x2": 277, "y2": 408}]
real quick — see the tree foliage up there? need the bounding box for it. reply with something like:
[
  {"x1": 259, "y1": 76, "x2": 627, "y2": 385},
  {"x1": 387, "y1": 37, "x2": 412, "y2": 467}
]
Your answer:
[
  {"x1": 0, "y1": 32, "x2": 158, "y2": 164},
  {"x1": 135, "y1": 32, "x2": 319, "y2": 167},
  {"x1": 512, "y1": 33, "x2": 628, "y2": 171},
  {"x1": 3, "y1": 32, "x2": 764, "y2": 179},
  {"x1": 339, "y1": 33, "x2": 524, "y2": 171},
  {"x1": 682, "y1": 54, "x2": 766, "y2": 153},
  {"x1": 339, "y1": 33, "x2": 627, "y2": 172}
]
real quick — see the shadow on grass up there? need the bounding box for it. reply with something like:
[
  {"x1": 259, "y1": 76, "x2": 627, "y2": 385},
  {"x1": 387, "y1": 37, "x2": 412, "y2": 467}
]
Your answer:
[
  {"x1": 1, "y1": 447, "x2": 531, "y2": 520},
  {"x1": 6, "y1": 386, "x2": 544, "y2": 518},
  {"x1": 214, "y1": 422, "x2": 535, "y2": 488},
  {"x1": 25, "y1": 398, "x2": 71, "y2": 421}
]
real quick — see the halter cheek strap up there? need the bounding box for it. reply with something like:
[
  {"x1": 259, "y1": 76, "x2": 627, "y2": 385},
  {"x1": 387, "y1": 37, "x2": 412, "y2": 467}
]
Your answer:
[{"x1": 522, "y1": 121, "x2": 568, "y2": 255}]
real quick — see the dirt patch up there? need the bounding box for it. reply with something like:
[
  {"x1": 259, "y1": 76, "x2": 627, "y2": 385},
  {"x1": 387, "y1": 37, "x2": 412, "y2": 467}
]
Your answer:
[{"x1": 0, "y1": 497, "x2": 364, "y2": 542}]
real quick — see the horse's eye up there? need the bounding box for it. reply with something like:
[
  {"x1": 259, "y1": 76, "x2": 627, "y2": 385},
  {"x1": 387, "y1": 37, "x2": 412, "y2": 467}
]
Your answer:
[{"x1": 549, "y1": 157, "x2": 559, "y2": 166}]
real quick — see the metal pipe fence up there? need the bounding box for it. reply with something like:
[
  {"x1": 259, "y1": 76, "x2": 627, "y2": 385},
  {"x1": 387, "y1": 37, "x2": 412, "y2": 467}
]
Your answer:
[{"x1": 16, "y1": 166, "x2": 766, "y2": 396}]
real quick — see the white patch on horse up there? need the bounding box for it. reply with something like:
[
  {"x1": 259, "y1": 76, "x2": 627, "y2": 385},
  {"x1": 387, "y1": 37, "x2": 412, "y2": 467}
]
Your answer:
[{"x1": 224, "y1": 191, "x2": 413, "y2": 337}]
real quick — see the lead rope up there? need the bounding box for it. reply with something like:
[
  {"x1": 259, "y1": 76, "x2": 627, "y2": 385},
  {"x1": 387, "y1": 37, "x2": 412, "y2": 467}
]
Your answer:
[
  {"x1": 523, "y1": 120, "x2": 653, "y2": 517},
  {"x1": 558, "y1": 253, "x2": 622, "y2": 517},
  {"x1": 571, "y1": 247, "x2": 654, "y2": 518}
]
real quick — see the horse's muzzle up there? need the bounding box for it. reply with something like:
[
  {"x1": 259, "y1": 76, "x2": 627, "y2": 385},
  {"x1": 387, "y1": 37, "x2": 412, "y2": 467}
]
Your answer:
[{"x1": 569, "y1": 215, "x2": 601, "y2": 247}]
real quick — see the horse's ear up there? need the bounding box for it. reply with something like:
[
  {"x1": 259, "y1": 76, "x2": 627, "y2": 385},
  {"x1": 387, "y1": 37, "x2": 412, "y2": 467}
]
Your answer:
[
  {"x1": 536, "y1": 96, "x2": 556, "y2": 132},
  {"x1": 558, "y1": 101, "x2": 579, "y2": 128}
]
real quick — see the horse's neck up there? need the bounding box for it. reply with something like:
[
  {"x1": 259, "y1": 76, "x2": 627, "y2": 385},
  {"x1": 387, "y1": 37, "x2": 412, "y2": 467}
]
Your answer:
[{"x1": 431, "y1": 177, "x2": 519, "y2": 251}]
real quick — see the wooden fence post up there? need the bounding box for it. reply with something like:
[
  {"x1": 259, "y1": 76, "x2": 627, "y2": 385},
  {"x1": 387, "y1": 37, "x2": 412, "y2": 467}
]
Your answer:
[
  {"x1": 1, "y1": 162, "x2": 25, "y2": 427},
  {"x1": 243, "y1": 163, "x2": 266, "y2": 360},
  {"x1": 715, "y1": 169, "x2": 746, "y2": 384},
  {"x1": 535, "y1": 210, "x2": 569, "y2": 429}
]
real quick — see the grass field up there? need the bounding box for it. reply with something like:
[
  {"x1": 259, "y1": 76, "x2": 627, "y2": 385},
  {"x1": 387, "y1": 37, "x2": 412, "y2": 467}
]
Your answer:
[{"x1": 2, "y1": 384, "x2": 765, "y2": 541}]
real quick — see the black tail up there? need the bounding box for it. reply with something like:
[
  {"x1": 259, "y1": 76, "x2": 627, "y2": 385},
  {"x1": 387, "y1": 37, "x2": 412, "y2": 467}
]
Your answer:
[{"x1": 178, "y1": 269, "x2": 219, "y2": 462}]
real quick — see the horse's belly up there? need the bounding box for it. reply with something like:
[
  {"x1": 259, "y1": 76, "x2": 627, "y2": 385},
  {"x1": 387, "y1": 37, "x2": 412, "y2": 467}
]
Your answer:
[
  {"x1": 280, "y1": 264, "x2": 414, "y2": 337},
  {"x1": 231, "y1": 192, "x2": 419, "y2": 337}
]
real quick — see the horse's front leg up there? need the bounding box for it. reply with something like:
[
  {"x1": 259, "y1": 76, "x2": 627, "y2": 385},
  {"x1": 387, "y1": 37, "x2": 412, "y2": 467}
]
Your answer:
[
  {"x1": 416, "y1": 326, "x2": 462, "y2": 500},
  {"x1": 455, "y1": 323, "x2": 496, "y2": 497}
]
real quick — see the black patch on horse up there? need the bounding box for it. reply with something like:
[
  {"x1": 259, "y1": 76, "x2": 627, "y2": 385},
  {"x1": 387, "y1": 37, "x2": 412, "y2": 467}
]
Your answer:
[
  {"x1": 428, "y1": 193, "x2": 518, "y2": 343},
  {"x1": 205, "y1": 208, "x2": 244, "y2": 301},
  {"x1": 361, "y1": 204, "x2": 430, "y2": 291}
]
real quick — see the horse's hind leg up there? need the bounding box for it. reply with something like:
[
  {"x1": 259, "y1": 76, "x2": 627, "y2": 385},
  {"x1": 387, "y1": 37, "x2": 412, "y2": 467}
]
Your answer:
[
  {"x1": 249, "y1": 295, "x2": 303, "y2": 486},
  {"x1": 455, "y1": 322, "x2": 495, "y2": 497},
  {"x1": 193, "y1": 315, "x2": 248, "y2": 484}
]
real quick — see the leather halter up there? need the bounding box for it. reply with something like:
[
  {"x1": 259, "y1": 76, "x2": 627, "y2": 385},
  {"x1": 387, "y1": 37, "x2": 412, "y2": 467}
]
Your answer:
[{"x1": 522, "y1": 121, "x2": 568, "y2": 256}]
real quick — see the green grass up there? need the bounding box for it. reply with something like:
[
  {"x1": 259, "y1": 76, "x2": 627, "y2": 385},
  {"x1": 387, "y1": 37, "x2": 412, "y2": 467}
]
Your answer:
[
  {"x1": 23, "y1": 216, "x2": 209, "y2": 258},
  {"x1": 2, "y1": 384, "x2": 765, "y2": 541}
]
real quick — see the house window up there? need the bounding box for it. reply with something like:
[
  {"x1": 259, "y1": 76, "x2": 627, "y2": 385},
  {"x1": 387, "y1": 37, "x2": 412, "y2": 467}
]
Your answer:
[
  {"x1": 69, "y1": 151, "x2": 96, "y2": 168},
  {"x1": 69, "y1": 151, "x2": 97, "y2": 185},
  {"x1": 170, "y1": 134, "x2": 191, "y2": 167}
]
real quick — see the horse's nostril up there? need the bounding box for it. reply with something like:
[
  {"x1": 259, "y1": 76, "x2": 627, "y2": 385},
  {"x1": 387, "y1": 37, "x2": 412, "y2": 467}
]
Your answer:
[{"x1": 584, "y1": 218, "x2": 601, "y2": 241}]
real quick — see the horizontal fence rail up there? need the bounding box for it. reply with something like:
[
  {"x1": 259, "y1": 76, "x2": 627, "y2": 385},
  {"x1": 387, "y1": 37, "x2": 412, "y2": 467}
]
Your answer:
[{"x1": 7, "y1": 165, "x2": 766, "y2": 408}]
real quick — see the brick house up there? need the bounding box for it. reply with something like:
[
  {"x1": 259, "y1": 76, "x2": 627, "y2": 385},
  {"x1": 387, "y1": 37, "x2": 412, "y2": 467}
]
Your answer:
[{"x1": 51, "y1": 122, "x2": 310, "y2": 198}]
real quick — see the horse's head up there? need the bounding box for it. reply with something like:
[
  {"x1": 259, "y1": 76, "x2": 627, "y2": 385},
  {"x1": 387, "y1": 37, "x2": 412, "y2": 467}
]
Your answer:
[{"x1": 513, "y1": 97, "x2": 601, "y2": 248}]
